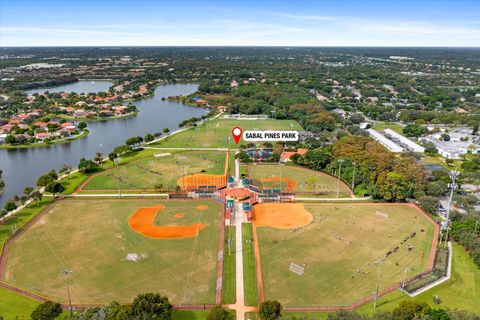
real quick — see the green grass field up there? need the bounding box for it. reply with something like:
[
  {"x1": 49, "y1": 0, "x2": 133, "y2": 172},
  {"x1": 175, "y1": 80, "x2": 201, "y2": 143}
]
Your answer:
[
  {"x1": 3, "y1": 199, "x2": 221, "y2": 305},
  {"x1": 0, "y1": 199, "x2": 52, "y2": 254},
  {"x1": 256, "y1": 203, "x2": 436, "y2": 306},
  {"x1": 153, "y1": 118, "x2": 303, "y2": 148},
  {"x1": 280, "y1": 243, "x2": 480, "y2": 318},
  {"x1": 82, "y1": 151, "x2": 226, "y2": 191},
  {"x1": 248, "y1": 164, "x2": 352, "y2": 198},
  {"x1": 242, "y1": 223, "x2": 259, "y2": 307},
  {"x1": 372, "y1": 122, "x2": 404, "y2": 134},
  {"x1": 222, "y1": 226, "x2": 236, "y2": 304},
  {"x1": 0, "y1": 286, "x2": 42, "y2": 319}
]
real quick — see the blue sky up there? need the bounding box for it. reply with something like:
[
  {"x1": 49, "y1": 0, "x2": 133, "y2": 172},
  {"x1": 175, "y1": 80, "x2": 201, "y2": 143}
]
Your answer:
[{"x1": 1, "y1": 0, "x2": 479, "y2": 47}]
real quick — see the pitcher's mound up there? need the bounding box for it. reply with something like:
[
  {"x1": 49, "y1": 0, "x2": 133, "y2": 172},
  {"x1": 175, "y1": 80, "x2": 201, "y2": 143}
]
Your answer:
[
  {"x1": 174, "y1": 213, "x2": 184, "y2": 219},
  {"x1": 253, "y1": 203, "x2": 313, "y2": 229},
  {"x1": 196, "y1": 205, "x2": 208, "y2": 211}
]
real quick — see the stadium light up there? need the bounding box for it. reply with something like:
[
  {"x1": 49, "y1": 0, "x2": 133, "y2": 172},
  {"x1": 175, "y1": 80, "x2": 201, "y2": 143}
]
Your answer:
[
  {"x1": 114, "y1": 157, "x2": 122, "y2": 197},
  {"x1": 373, "y1": 259, "x2": 383, "y2": 308},
  {"x1": 336, "y1": 159, "x2": 344, "y2": 198},
  {"x1": 61, "y1": 269, "x2": 73, "y2": 317},
  {"x1": 351, "y1": 161, "x2": 356, "y2": 191},
  {"x1": 443, "y1": 169, "x2": 459, "y2": 231}
]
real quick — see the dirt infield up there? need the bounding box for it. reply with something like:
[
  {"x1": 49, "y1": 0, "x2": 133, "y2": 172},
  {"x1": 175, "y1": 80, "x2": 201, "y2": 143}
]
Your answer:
[
  {"x1": 258, "y1": 177, "x2": 296, "y2": 192},
  {"x1": 177, "y1": 174, "x2": 226, "y2": 191},
  {"x1": 253, "y1": 203, "x2": 313, "y2": 229},
  {"x1": 128, "y1": 205, "x2": 206, "y2": 239}
]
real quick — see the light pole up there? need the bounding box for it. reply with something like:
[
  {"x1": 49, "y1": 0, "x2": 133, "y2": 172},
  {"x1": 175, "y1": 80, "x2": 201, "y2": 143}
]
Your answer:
[
  {"x1": 351, "y1": 161, "x2": 356, "y2": 191},
  {"x1": 336, "y1": 159, "x2": 344, "y2": 198},
  {"x1": 61, "y1": 269, "x2": 73, "y2": 317},
  {"x1": 114, "y1": 157, "x2": 122, "y2": 197},
  {"x1": 443, "y1": 169, "x2": 459, "y2": 231},
  {"x1": 402, "y1": 266, "x2": 409, "y2": 292},
  {"x1": 373, "y1": 259, "x2": 383, "y2": 308}
]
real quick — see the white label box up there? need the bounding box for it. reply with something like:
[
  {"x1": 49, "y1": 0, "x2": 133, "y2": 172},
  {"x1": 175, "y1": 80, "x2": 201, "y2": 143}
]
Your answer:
[{"x1": 243, "y1": 130, "x2": 299, "y2": 142}]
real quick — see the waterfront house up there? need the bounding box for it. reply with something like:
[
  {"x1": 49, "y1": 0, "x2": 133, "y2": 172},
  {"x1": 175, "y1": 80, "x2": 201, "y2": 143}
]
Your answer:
[
  {"x1": 112, "y1": 106, "x2": 128, "y2": 114},
  {"x1": 73, "y1": 109, "x2": 86, "y2": 117},
  {"x1": 35, "y1": 132, "x2": 52, "y2": 140},
  {"x1": 99, "y1": 110, "x2": 113, "y2": 116}
]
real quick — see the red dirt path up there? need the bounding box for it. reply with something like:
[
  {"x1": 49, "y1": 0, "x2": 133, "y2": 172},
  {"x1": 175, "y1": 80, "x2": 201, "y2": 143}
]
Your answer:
[{"x1": 128, "y1": 205, "x2": 205, "y2": 239}]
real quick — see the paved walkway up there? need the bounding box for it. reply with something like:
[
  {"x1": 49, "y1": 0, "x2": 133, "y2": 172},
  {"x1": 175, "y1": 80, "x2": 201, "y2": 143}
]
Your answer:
[
  {"x1": 144, "y1": 147, "x2": 232, "y2": 151},
  {"x1": 295, "y1": 196, "x2": 371, "y2": 201},
  {"x1": 227, "y1": 159, "x2": 257, "y2": 320}
]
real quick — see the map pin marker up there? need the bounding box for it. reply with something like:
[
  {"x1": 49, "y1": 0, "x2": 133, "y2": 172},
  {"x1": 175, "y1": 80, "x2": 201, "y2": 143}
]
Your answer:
[{"x1": 232, "y1": 127, "x2": 242, "y2": 144}]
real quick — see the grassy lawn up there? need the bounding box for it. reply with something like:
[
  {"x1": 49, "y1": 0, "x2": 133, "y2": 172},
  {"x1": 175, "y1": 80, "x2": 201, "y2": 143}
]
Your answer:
[
  {"x1": 372, "y1": 122, "x2": 404, "y2": 134},
  {"x1": 356, "y1": 243, "x2": 480, "y2": 314},
  {"x1": 242, "y1": 223, "x2": 259, "y2": 307},
  {"x1": 3, "y1": 199, "x2": 221, "y2": 305},
  {"x1": 172, "y1": 310, "x2": 210, "y2": 320},
  {"x1": 153, "y1": 118, "x2": 303, "y2": 148},
  {"x1": 248, "y1": 164, "x2": 352, "y2": 198},
  {"x1": 0, "y1": 199, "x2": 52, "y2": 254},
  {"x1": 60, "y1": 171, "x2": 89, "y2": 194},
  {"x1": 256, "y1": 203, "x2": 436, "y2": 306},
  {"x1": 82, "y1": 151, "x2": 226, "y2": 191},
  {"x1": 222, "y1": 226, "x2": 236, "y2": 304},
  {"x1": 0, "y1": 286, "x2": 41, "y2": 319}
]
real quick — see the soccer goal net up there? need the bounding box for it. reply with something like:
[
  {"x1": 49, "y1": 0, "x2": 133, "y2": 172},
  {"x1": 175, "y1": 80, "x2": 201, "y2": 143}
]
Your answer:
[
  {"x1": 289, "y1": 262, "x2": 305, "y2": 276},
  {"x1": 376, "y1": 211, "x2": 389, "y2": 218}
]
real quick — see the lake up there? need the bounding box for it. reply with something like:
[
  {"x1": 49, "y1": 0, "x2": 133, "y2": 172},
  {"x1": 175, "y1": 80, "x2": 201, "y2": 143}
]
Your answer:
[
  {"x1": 26, "y1": 80, "x2": 113, "y2": 95},
  {"x1": 0, "y1": 81, "x2": 206, "y2": 206}
]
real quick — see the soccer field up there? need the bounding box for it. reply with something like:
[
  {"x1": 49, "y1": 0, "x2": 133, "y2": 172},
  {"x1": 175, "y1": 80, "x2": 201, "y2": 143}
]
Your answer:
[
  {"x1": 82, "y1": 151, "x2": 226, "y2": 191},
  {"x1": 249, "y1": 164, "x2": 352, "y2": 198},
  {"x1": 254, "y1": 202, "x2": 437, "y2": 306},
  {"x1": 153, "y1": 118, "x2": 303, "y2": 148},
  {"x1": 2, "y1": 199, "x2": 221, "y2": 305}
]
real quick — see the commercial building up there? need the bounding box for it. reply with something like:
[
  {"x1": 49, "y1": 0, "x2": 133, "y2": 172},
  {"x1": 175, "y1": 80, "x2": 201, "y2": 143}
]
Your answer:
[
  {"x1": 421, "y1": 128, "x2": 480, "y2": 159},
  {"x1": 367, "y1": 129, "x2": 404, "y2": 153},
  {"x1": 384, "y1": 129, "x2": 425, "y2": 153}
]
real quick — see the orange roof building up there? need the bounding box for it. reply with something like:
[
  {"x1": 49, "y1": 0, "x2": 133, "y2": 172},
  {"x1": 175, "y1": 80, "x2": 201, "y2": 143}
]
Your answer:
[{"x1": 280, "y1": 148, "x2": 308, "y2": 162}]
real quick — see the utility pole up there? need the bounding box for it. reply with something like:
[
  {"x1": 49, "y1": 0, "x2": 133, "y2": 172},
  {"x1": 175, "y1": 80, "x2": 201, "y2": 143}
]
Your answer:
[
  {"x1": 61, "y1": 269, "x2": 73, "y2": 318},
  {"x1": 443, "y1": 169, "x2": 459, "y2": 231},
  {"x1": 373, "y1": 260, "x2": 383, "y2": 308},
  {"x1": 336, "y1": 159, "x2": 344, "y2": 198},
  {"x1": 351, "y1": 161, "x2": 356, "y2": 191}
]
